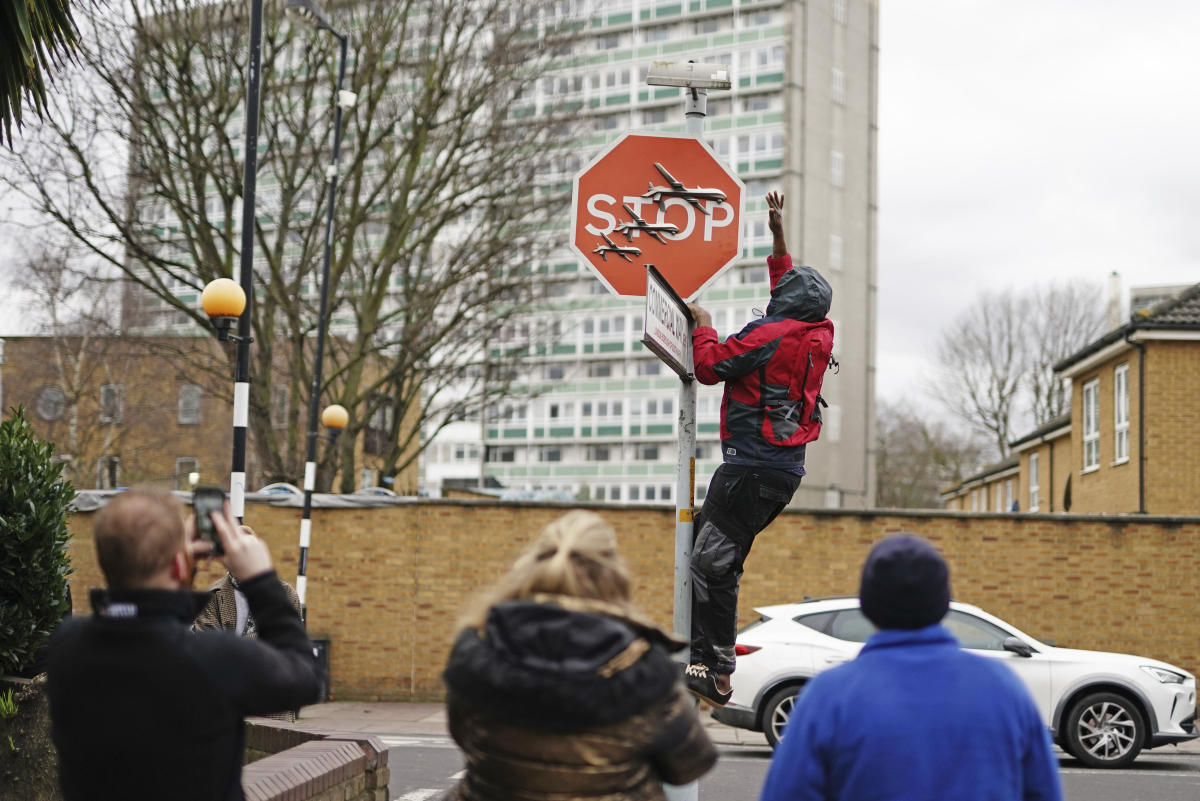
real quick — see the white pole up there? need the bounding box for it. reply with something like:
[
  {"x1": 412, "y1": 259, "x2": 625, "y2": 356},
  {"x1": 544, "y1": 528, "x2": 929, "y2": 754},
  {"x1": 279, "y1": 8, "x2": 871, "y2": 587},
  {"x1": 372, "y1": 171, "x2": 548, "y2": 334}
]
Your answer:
[{"x1": 664, "y1": 84, "x2": 708, "y2": 801}]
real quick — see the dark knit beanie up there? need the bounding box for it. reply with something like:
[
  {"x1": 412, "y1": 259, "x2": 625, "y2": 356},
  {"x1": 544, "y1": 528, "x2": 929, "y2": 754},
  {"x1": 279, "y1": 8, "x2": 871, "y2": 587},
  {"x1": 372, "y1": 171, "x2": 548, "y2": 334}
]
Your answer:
[{"x1": 859, "y1": 534, "x2": 950, "y2": 630}]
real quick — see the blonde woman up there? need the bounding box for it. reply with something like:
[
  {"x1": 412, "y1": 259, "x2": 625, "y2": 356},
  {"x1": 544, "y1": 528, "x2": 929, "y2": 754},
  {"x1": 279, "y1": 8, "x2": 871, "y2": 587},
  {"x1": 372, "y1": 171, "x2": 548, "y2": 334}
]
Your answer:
[{"x1": 442, "y1": 510, "x2": 717, "y2": 801}]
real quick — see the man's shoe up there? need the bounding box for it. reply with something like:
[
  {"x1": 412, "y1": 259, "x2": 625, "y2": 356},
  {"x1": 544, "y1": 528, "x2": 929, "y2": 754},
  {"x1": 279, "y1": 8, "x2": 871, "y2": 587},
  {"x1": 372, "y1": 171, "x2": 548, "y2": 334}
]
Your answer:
[{"x1": 684, "y1": 663, "x2": 733, "y2": 708}]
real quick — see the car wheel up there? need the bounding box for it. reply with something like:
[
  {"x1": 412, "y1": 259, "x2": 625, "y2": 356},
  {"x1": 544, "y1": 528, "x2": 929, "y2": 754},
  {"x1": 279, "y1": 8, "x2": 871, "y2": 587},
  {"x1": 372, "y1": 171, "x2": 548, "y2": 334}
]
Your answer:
[
  {"x1": 1064, "y1": 692, "x2": 1144, "y2": 768},
  {"x1": 762, "y1": 685, "x2": 804, "y2": 749}
]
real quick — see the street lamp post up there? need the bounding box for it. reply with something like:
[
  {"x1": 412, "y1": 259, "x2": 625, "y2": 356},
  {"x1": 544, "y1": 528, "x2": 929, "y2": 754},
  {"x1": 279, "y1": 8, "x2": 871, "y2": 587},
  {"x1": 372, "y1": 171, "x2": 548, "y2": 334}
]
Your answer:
[
  {"x1": 286, "y1": 0, "x2": 356, "y2": 618},
  {"x1": 232, "y1": 0, "x2": 266, "y2": 522}
]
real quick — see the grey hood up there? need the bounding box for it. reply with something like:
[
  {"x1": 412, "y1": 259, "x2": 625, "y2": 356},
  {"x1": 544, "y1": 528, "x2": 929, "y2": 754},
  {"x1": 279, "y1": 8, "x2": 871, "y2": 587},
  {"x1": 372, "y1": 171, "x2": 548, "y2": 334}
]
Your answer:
[{"x1": 766, "y1": 264, "x2": 832, "y2": 322}]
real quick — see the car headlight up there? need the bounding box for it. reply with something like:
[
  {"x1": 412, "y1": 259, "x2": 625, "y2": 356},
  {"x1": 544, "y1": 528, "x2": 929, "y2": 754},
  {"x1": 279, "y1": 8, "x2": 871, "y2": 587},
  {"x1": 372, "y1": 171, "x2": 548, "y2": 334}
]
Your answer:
[{"x1": 1141, "y1": 665, "x2": 1187, "y2": 684}]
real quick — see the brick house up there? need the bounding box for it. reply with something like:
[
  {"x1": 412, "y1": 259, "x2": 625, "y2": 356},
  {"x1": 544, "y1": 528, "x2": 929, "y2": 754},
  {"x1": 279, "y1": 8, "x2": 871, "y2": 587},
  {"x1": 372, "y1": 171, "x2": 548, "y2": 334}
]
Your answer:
[
  {"x1": 942, "y1": 283, "x2": 1200, "y2": 514},
  {"x1": 0, "y1": 335, "x2": 420, "y2": 494}
]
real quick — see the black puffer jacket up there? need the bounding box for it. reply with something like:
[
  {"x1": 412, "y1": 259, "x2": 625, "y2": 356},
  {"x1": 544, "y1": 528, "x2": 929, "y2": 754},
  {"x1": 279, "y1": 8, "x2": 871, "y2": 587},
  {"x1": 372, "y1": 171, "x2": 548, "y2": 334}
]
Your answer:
[{"x1": 443, "y1": 595, "x2": 717, "y2": 801}]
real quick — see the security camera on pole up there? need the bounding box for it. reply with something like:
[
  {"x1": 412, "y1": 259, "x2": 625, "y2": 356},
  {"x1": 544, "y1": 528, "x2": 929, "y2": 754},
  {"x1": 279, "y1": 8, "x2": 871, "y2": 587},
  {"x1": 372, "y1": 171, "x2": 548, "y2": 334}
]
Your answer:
[{"x1": 569, "y1": 59, "x2": 739, "y2": 801}]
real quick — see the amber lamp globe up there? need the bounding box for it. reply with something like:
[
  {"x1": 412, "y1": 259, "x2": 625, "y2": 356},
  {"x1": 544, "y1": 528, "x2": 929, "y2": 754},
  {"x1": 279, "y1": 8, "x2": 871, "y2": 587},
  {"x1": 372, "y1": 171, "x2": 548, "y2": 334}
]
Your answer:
[
  {"x1": 321, "y1": 404, "x2": 349, "y2": 430},
  {"x1": 201, "y1": 278, "x2": 246, "y2": 317}
]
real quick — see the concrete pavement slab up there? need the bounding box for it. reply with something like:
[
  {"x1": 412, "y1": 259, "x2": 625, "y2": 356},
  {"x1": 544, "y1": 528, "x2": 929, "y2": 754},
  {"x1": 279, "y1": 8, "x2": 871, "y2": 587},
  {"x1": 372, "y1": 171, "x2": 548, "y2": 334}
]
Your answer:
[{"x1": 284, "y1": 701, "x2": 769, "y2": 747}]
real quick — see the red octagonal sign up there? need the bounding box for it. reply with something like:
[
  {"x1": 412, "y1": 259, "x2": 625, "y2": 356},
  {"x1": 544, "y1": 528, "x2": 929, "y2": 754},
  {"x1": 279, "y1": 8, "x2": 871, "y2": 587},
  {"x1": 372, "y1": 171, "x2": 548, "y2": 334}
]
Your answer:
[{"x1": 570, "y1": 132, "x2": 744, "y2": 300}]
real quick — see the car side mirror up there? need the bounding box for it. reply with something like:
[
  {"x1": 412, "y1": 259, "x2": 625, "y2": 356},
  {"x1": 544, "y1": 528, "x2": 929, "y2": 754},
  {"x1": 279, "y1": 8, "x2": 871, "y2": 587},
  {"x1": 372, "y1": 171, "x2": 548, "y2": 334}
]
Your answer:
[{"x1": 1003, "y1": 637, "x2": 1034, "y2": 658}]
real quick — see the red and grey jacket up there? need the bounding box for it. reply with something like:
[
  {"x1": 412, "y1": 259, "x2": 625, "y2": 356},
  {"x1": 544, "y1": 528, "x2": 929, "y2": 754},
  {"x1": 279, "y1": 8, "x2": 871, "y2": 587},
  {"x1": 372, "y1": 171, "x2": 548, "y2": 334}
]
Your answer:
[{"x1": 692, "y1": 254, "x2": 834, "y2": 471}]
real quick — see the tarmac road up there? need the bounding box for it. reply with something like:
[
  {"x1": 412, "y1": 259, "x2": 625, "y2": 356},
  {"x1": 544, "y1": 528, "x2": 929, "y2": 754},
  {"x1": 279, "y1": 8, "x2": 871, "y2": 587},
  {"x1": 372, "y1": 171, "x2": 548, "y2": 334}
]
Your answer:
[
  {"x1": 287, "y1": 702, "x2": 1200, "y2": 801},
  {"x1": 380, "y1": 740, "x2": 1200, "y2": 801}
]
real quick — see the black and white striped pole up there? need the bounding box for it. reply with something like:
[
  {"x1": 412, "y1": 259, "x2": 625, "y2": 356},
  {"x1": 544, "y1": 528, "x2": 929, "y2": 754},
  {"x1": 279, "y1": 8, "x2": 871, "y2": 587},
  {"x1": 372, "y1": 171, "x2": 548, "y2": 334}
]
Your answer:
[
  {"x1": 201, "y1": 0, "x2": 264, "y2": 523},
  {"x1": 297, "y1": 403, "x2": 346, "y2": 620},
  {"x1": 201, "y1": 278, "x2": 251, "y2": 517}
]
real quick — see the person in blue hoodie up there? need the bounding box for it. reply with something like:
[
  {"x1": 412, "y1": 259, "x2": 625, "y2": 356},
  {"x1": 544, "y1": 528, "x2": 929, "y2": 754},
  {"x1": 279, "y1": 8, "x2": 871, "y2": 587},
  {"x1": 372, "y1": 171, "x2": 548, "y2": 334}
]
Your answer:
[{"x1": 759, "y1": 534, "x2": 1063, "y2": 801}]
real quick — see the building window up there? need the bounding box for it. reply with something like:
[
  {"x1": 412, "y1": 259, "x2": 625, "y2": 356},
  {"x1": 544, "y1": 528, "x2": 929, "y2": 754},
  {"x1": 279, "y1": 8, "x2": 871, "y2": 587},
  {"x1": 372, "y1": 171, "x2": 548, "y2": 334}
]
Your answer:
[
  {"x1": 1114, "y1": 363, "x2": 1129, "y2": 463},
  {"x1": 831, "y1": 68, "x2": 845, "y2": 105},
  {"x1": 1028, "y1": 452, "x2": 1040, "y2": 512},
  {"x1": 588, "y1": 363, "x2": 612, "y2": 378},
  {"x1": 1004, "y1": 479, "x2": 1014, "y2": 512},
  {"x1": 833, "y1": 0, "x2": 847, "y2": 24},
  {"x1": 36, "y1": 386, "x2": 67, "y2": 421},
  {"x1": 635, "y1": 445, "x2": 659, "y2": 461},
  {"x1": 589, "y1": 446, "x2": 611, "y2": 462},
  {"x1": 489, "y1": 447, "x2": 516, "y2": 463},
  {"x1": 178, "y1": 384, "x2": 202, "y2": 425},
  {"x1": 365, "y1": 398, "x2": 394, "y2": 456},
  {"x1": 628, "y1": 485, "x2": 640, "y2": 501},
  {"x1": 546, "y1": 364, "x2": 565, "y2": 380},
  {"x1": 270, "y1": 385, "x2": 289, "y2": 429},
  {"x1": 1082, "y1": 378, "x2": 1100, "y2": 471},
  {"x1": 539, "y1": 447, "x2": 562, "y2": 463},
  {"x1": 828, "y1": 234, "x2": 843, "y2": 270},
  {"x1": 360, "y1": 468, "x2": 378, "y2": 489},
  {"x1": 174, "y1": 457, "x2": 198, "y2": 491},
  {"x1": 97, "y1": 455, "x2": 121, "y2": 489},
  {"x1": 99, "y1": 383, "x2": 123, "y2": 425},
  {"x1": 830, "y1": 150, "x2": 845, "y2": 188}
]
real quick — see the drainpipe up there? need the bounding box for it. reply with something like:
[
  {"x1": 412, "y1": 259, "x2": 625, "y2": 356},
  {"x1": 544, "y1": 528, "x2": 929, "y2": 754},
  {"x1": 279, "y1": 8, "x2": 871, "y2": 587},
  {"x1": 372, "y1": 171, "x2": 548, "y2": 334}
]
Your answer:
[{"x1": 1123, "y1": 331, "x2": 1146, "y2": 514}]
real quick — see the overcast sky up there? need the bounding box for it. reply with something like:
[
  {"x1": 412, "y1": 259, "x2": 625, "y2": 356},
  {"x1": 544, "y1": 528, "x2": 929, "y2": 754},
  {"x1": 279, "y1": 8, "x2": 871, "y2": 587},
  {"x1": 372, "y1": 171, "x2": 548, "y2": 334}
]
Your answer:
[
  {"x1": 876, "y1": 0, "x2": 1200, "y2": 407},
  {"x1": 4, "y1": 1, "x2": 1197, "y2": 414}
]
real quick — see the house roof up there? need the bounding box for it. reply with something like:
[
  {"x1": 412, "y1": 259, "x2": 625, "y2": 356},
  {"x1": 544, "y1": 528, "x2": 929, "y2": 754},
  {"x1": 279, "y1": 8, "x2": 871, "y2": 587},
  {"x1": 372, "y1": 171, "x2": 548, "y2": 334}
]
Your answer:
[
  {"x1": 1055, "y1": 282, "x2": 1200, "y2": 372},
  {"x1": 1009, "y1": 413, "x2": 1071, "y2": 451},
  {"x1": 939, "y1": 453, "x2": 1021, "y2": 499}
]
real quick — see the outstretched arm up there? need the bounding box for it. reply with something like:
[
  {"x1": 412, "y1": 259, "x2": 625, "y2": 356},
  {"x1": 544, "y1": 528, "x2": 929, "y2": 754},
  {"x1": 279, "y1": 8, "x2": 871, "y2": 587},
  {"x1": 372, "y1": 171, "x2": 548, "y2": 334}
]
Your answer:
[{"x1": 767, "y1": 191, "x2": 787, "y2": 258}]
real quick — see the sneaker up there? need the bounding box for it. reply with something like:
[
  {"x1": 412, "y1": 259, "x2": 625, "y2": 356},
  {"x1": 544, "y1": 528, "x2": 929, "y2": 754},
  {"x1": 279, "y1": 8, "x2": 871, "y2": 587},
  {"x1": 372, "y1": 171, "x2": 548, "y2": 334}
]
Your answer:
[{"x1": 684, "y1": 663, "x2": 733, "y2": 707}]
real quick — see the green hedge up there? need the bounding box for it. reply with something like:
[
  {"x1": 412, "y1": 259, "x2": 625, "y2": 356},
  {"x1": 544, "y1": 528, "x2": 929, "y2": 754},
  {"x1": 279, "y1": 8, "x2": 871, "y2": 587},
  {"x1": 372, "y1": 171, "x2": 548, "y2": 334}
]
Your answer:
[{"x1": 0, "y1": 408, "x2": 74, "y2": 677}]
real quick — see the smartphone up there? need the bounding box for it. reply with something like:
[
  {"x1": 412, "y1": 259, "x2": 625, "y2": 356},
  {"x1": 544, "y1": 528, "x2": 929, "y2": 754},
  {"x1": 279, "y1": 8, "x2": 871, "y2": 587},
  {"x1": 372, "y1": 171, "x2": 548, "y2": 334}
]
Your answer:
[{"x1": 193, "y1": 485, "x2": 227, "y2": 556}]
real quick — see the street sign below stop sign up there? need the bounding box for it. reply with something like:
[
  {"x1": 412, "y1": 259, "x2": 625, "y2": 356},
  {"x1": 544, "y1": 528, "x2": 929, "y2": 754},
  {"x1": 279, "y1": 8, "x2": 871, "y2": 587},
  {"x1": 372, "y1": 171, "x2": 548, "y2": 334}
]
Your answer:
[{"x1": 570, "y1": 132, "x2": 744, "y2": 300}]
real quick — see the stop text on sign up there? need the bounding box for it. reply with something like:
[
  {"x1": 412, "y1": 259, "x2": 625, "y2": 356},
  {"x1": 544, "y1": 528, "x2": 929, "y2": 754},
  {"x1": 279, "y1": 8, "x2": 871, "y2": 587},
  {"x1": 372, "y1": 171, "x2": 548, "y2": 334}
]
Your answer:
[{"x1": 583, "y1": 194, "x2": 736, "y2": 243}]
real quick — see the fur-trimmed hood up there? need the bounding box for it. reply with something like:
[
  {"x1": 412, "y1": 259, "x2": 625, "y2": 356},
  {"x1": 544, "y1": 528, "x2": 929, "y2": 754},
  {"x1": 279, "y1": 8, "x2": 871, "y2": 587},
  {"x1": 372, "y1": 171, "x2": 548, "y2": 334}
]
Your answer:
[{"x1": 443, "y1": 595, "x2": 683, "y2": 732}]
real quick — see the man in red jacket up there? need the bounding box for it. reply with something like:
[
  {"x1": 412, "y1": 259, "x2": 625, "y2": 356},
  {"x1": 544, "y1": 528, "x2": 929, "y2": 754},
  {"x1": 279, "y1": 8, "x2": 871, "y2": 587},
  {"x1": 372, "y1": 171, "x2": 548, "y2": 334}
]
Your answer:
[{"x1": 684, "y1": 192, "x2": 834, "y2": 706}]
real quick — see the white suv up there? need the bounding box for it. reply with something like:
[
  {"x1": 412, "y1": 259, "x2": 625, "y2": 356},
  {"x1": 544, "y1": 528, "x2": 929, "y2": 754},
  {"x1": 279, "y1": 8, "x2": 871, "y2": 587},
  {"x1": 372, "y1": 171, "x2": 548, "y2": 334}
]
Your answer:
[{"x1": 712, "y1": 597, "x2": 1198, "y2": 768}]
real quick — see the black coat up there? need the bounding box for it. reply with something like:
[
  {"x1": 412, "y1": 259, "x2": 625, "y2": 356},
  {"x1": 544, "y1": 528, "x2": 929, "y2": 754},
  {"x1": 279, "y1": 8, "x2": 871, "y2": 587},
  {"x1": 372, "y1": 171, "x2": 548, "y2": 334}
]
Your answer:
[
  {"x1": 443, "y1": 596, "x2": 717, "y2": 801},
  {"x1": 46, "y1": 571, "x2": 320, "y2": 801}
]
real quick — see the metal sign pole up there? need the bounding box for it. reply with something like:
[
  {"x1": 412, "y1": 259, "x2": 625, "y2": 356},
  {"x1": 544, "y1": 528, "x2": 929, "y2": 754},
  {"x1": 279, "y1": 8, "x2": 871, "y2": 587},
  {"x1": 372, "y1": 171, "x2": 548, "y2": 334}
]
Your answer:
[{"x1": 665, "y1": 79, "x2": 710, "y2": 801}]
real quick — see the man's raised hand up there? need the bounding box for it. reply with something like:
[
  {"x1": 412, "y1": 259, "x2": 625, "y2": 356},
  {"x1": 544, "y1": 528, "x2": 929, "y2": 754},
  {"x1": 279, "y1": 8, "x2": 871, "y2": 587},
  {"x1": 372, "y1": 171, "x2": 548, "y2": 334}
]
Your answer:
[{"x1": 211, "y1": 503, "x2": 274, "y2": 582}]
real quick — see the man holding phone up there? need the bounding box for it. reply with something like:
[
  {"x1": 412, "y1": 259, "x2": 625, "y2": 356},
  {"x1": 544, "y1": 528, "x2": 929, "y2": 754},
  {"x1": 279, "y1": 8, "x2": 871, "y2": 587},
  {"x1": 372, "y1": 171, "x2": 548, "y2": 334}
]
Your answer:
[{"x1": 46, "y1": 488, "x2": 321, "y2": 801}]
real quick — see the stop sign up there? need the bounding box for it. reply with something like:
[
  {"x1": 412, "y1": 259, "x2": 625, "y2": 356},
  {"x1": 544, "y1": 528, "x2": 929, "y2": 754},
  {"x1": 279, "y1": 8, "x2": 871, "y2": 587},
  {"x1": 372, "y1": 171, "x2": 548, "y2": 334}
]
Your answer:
[{"x1": 570, "y1": 132, "x2": 744, "y2": 300}]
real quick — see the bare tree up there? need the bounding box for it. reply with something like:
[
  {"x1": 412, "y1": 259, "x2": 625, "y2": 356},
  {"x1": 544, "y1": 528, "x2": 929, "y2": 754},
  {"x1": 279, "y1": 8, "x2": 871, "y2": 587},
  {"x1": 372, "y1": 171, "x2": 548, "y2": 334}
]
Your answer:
[
  {"x1": 930, "y1": 281, "x2": 1106, "y2": 458},
  {"x1": 3, "y1": 0, "x2": 581, "y2": 491},
  {"x1": 875, "y1": 399, "x2": 988, "y2": 509},
  {"x1": 1026, "y1": 281, "x2": 1106, "y2": 424}
]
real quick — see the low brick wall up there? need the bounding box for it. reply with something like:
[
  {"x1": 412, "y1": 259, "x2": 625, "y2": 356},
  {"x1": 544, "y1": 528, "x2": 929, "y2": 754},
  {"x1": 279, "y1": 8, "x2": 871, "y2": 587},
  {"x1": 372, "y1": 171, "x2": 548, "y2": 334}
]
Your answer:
[
  {"x1": 64, "y1": 499, "x2": 1200, "y2": 700},
  {"x1": 242, "y1": 721, "x2": 389, "y2": 801}
]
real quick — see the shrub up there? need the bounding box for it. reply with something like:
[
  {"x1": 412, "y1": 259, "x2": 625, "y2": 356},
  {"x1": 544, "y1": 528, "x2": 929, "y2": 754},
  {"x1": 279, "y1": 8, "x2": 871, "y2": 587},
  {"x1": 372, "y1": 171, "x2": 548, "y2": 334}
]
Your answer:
[{"x1": 0, "y1": 408, "x2": 74, "y2": 677}]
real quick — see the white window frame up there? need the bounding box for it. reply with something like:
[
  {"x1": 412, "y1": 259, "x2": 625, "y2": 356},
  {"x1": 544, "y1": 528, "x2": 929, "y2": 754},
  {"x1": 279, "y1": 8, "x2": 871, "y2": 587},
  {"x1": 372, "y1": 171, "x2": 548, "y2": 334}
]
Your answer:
[
  {"x1": 1113, "y1": 363, "x2": 1129, "y2": 464},
  {"x1": 831, "y1": 68, "x2": 846, "y2": 105},
  {"x1": 1028, "y1": 452, "x2": 1040, "y2": 512},
  {"x1": 831, "y1": 150, "x2": 845, "y2": 188},
  {"x1": 1004, "y1": 479, "x2": 1014, "y2": 513},
  {"x1": 828, "y1": 233, "x2": 843, "y2": 270},
  {"x1": 1082, "y1": 378, "x2": 1100, "y2": 472},
  {"x1": 178, "y1": 384, "x2": 202, "y2": 425}
]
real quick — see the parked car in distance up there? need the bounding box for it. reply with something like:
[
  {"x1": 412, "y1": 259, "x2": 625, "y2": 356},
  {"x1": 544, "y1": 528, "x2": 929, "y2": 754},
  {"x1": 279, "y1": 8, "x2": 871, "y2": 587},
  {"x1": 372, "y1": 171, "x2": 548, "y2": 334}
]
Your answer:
[{"x1": 713, "y1": 597, "x2": 1198, "y2": 768}]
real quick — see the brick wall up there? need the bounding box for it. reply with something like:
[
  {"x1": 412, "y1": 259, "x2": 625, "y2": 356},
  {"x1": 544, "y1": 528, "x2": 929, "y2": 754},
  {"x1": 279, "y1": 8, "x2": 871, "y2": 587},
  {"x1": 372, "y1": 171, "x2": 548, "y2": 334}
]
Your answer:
[
  {"x1": 1145, "y1": 340, "x2": 1200, "y2": 513},
  {"x1": 65, "y1": 500, "x2": 1200, "y2": 700}
]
